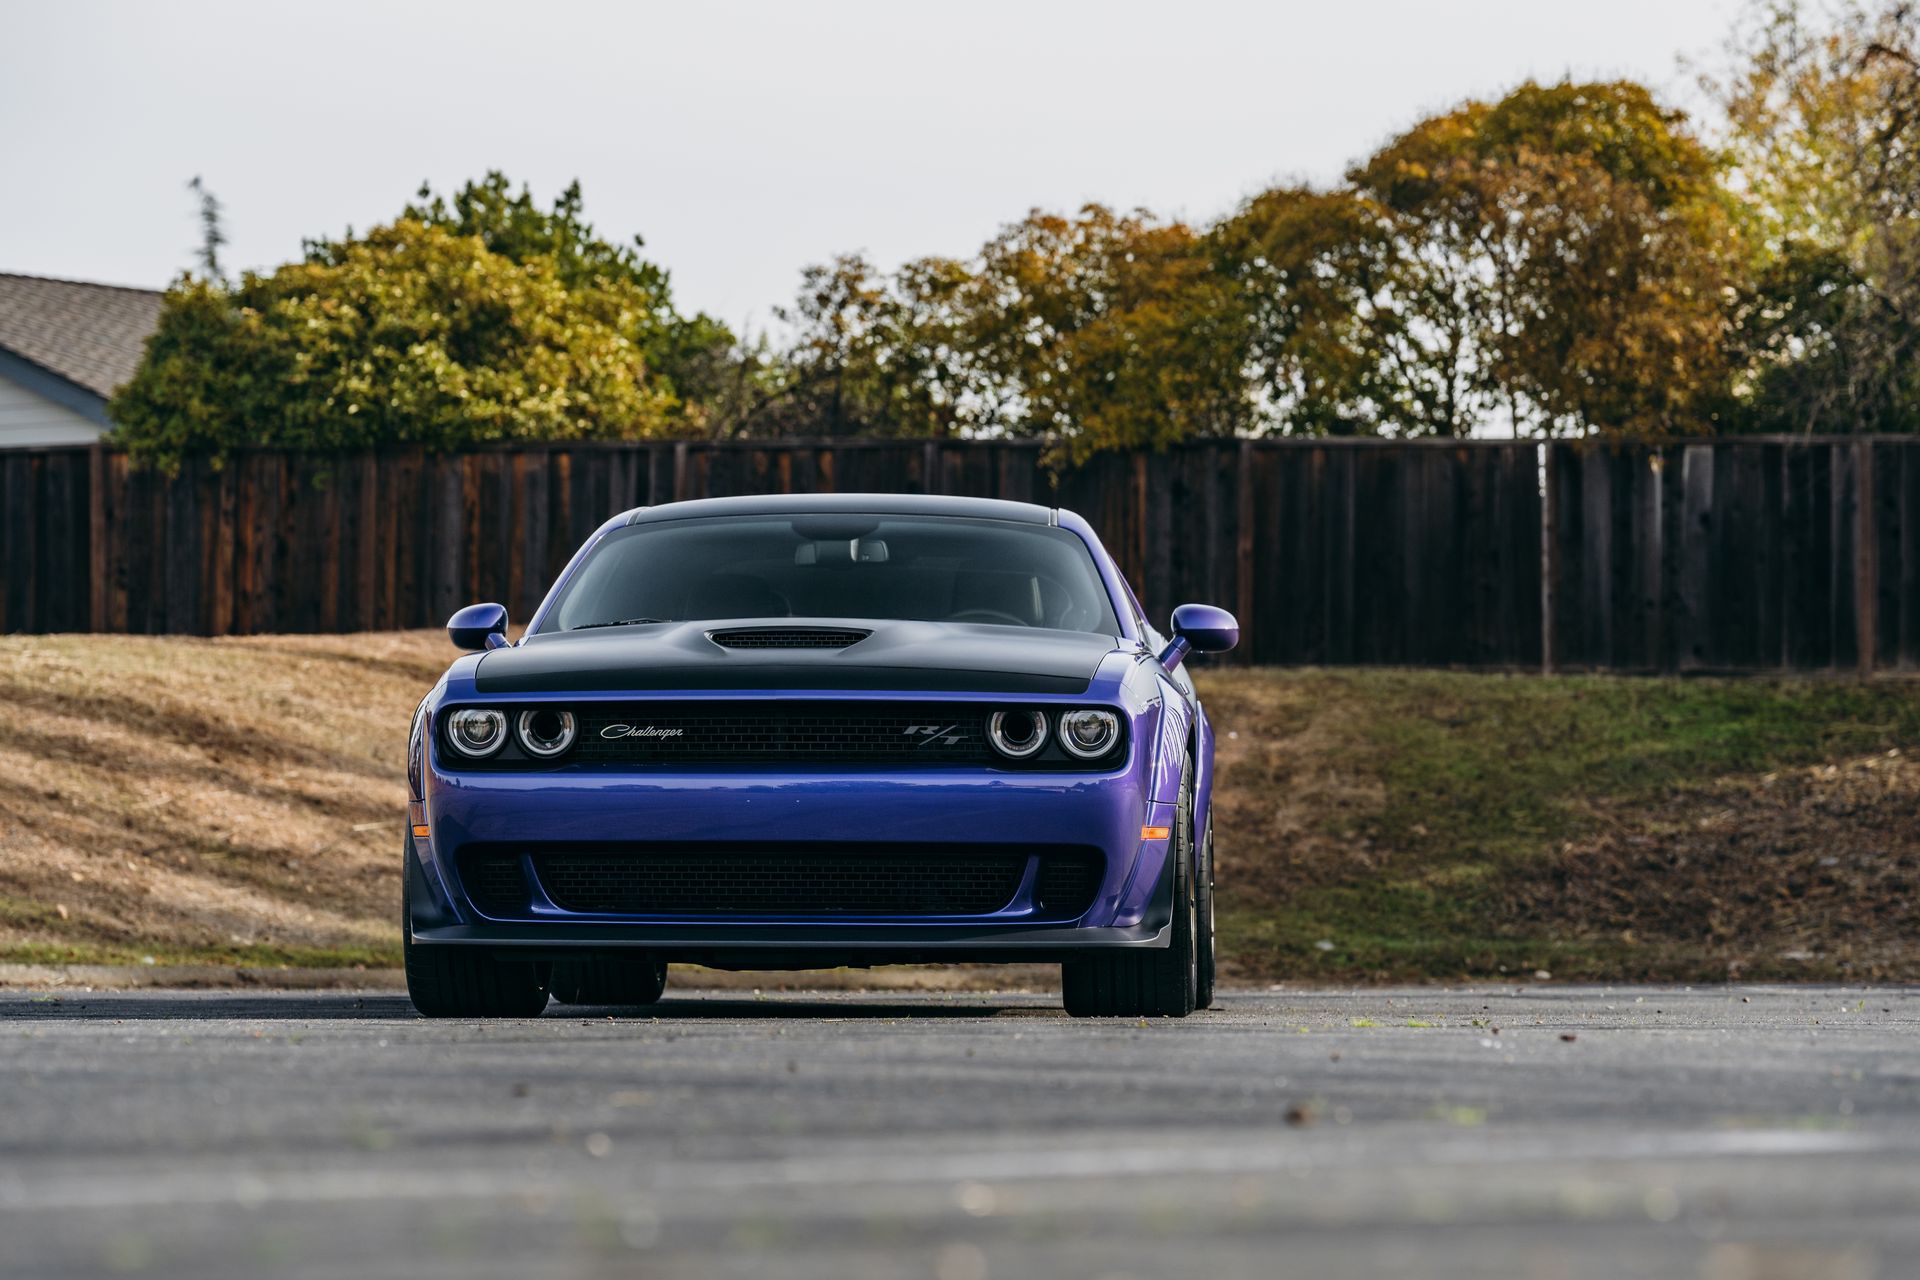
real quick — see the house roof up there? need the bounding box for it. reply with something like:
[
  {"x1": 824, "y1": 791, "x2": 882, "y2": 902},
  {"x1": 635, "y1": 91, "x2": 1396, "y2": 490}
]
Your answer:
[{"x1": 0, "y1": 272, "x2": 164, "y2": 401}]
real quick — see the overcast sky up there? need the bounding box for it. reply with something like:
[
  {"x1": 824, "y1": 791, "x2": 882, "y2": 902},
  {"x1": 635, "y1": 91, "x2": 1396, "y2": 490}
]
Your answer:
[{"x1": 1, "y1": 1, "x2": 1742, "y2": 332}]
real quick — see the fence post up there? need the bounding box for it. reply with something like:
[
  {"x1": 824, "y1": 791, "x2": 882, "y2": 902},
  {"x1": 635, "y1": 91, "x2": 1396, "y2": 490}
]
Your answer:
[
  {"x1": 922, "y1": 440, "x2": 941, "y2": 495},
  {"x1": 1236, "y1": 441, "x2": 1254, "y2": 663},
  {"x1": 1539, "y1": 442, "x2": 1554, "y2": 674},
  {"x1": 1857, "y1": 437, "x2": 1877, "y2": 675},
  {"x1": 87, "y1": 443, "x2": 108, "y2": 633}
]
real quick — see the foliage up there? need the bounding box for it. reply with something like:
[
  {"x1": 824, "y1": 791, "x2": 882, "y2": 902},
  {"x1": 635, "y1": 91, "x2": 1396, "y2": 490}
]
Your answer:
[
  {"x1": 759, "y1": 83, "x2": 1746, "y2": 447},
  {"x1": 1350, "y1": 81, "x2": 1746, "y2": 437},
  {"x1": 751, "y1": 4, "x2": 1920, "y2": 447},
  {"x1": 746, "y1": 208, "x2": 1258, "y2": 458},
  {"x1": 112, "y1": 4, "x2": 1920, "y2": 457},
  {"x1": 381, "y1": 173, "x2": 736, "y2": 416},
  {"x1": 1712, "y1": 0, "x2": 1920, "y2": 432},
  {"x1": 111, "y1": 218, "x2": 681, "y2": 464},
  {"x1": 744, "y1": 253, "x2": 971, "y2": 438},
  {"x1": 1209, "y1": 188, "x2": 1393, "y2": 435},
  {"x1": 971, "y1": 207, "x2": 1255, "y2": 456},
  {"x1": 113, "y1": 174, "x2": 734, "y2": 462},
  {"x1": 187, "y1": 176, "x2": 227, "y2": 283}
]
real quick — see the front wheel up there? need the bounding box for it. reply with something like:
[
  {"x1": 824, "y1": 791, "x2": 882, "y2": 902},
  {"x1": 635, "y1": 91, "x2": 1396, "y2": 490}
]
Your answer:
[
  {"x1": 402, "y1": 855, "x2": 550, "y2": 1018},
  {"x1": 1061, "y1": 756, "x2": 1199, "y2": 1018},
  {"x1": 1194, "y1": 816, "x2": 1217, "y2": 1010}
]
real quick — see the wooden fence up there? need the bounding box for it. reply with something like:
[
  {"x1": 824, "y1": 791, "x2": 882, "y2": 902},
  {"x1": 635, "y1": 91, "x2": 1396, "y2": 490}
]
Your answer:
[
  {"x1": 1549, "y1": 438, "x2": 1918, "y2": 672},
  {"x1": 2, "y1": 438, "x2": 1914, "y2": 672}
]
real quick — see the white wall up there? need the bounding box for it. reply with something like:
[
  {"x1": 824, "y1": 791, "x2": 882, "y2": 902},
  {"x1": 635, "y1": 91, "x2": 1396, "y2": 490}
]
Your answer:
[{"x1": 0, "y1": 372, "x2": 104, "y2": 447}]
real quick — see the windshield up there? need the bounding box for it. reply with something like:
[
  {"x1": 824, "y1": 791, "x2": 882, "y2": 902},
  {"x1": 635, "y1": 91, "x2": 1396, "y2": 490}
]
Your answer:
[{"x1": 542, "y1": 514, "x2": 1122, "y2": 635}]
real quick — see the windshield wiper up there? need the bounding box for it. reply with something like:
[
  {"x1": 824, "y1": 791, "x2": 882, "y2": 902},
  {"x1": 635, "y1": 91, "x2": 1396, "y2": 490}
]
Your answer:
[{"x1": 570, "y1": 618, "x2": 671, "y2": 630}]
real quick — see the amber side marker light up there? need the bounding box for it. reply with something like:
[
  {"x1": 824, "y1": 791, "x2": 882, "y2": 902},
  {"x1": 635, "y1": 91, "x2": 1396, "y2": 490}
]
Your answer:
[
  {"x1": 411, "y1": 824, "x2": 432, "y2": 839},
  {"x1": 1141, "y1": 826, "x2": 1171, "y2": 841}
]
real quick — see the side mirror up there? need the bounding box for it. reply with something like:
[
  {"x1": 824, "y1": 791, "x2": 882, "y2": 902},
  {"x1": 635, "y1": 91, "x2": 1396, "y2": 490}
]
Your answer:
[
  {"x1": 448, "y1": 602, "x2": 510, "y2": 652},
  {"x1": 1158, "y1": 603, "x2": 1239, "y2": 672}
]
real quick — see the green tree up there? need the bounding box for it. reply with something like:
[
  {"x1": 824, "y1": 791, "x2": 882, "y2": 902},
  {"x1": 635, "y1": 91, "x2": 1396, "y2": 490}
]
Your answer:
[
  {"x1": 1713, "y1": 0, "x2": 1920, "y2": 432},
  {"x1": 965, "y1": 206, "x2": 1257, "y2": 456},
  {"x1": 771, "y1": 83, "x2": 1743, "y2": 449},
  {"x1": 736, "y1": 253, "x2": 971, "y2": 438},
  {"x1": 1346, "y1": 80, "x2": 1746, "y2": 437},
  {"x1": 755, "y1": 206, "x2": 1261, "y2": 458},
  {"x1": 110, "y1": 218, "x2": 679, "y2": 465},
  {"x1": 1214, "y1": 187, "x2": 1425, "y2": 435},
  {"x1": 381, "y1": 172, "x2": 735, "y2": 425}
]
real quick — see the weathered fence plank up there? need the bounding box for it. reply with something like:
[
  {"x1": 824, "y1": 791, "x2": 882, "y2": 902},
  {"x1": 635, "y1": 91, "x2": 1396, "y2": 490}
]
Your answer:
[
  {"x1": 1544, "y1": 438, "x2": 1910, "y2": 673},
  {"x1": 1882, "y1": 440, "x2": 1920, "y2": 669}
]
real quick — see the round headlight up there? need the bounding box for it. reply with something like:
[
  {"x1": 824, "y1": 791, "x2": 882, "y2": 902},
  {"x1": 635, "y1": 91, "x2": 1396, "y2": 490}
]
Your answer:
[
  {"x1": 446, "y1": 708, "x2": 507, "y2": 758},
  {"x1": 986, "y1": 709, "x2": 1048, "y2": 760},
  {"x1": 1058, "y1": 709, "x2": 1120, "y2": 760},
  {"x1": 516, "y1": 708, "x2": 577, "y2": 758}
]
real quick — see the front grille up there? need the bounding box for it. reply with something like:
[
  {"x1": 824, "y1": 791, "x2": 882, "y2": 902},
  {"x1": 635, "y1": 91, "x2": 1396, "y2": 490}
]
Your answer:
[
  {"x1": 708, "y1": 627, "x2": 871, "y2": 650},
  {"x1": 464, "y1": 854, "x2": 527, "y2": 913},
  {"x1": 571, "y1": 702, "x2": 996, "y2": 766},
  {"x1": 535, "y1": 849, "x2": 1027, "y2": 916}
]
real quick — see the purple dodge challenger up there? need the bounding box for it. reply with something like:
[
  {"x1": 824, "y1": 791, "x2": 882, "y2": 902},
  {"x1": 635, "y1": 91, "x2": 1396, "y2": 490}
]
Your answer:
[{"x1": 404, "y1": 493, "x2": 1238, "y2": 1017}]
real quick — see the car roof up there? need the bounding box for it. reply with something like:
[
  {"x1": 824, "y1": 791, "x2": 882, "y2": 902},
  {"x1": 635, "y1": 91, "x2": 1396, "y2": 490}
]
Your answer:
[{"x1": 620, "y1": 492, "x2": 1055, "y2": 526}]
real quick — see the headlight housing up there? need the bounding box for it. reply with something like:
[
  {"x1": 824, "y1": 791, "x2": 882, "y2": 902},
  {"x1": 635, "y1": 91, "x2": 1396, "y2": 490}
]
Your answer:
[
  {"x1": 1057, "y1": 709, "x2": 1120, "y2": 760},
  {"x1": 446, "y1": 708, "x2": 507, "y2": 758},
  {"x1": 986, "y1": 709, "x2": 1049, "y2": 759},
  {"x1": 516, "y1": 708, "x2": 577, "y2": 758}
]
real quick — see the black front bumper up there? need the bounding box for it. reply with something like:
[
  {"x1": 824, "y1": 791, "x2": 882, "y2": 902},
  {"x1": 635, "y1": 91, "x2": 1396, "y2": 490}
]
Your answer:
[{"x1": 405, "y1": 843, "x2": 1175, "y2": 967}]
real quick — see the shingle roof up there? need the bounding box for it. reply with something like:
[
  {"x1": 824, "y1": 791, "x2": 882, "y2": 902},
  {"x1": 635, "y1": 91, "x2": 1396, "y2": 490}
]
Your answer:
[{"x1": 0, "y1": 273, "x2": 164, "y2": 400}]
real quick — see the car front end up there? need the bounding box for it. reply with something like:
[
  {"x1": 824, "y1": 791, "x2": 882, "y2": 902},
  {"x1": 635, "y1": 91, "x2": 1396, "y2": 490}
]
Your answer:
[
  {"x1": 401, "y1": 493, "x2": 1234, "y2": 1017},
  {"x1": 406, "y1": 658, "x2": 1183, "y2": 969}
]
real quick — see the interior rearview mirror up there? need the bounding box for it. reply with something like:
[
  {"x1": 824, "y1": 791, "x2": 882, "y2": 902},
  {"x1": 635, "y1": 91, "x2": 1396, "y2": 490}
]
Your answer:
[{"x1": 795, "y1": 538, "x2": 889, "y2": 566}]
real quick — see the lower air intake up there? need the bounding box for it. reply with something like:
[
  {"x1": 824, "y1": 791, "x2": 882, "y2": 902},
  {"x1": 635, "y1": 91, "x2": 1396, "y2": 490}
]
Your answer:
[
  {"x1": 463, "y1": 854, "x2": 527, "y2": 913},
  {"x1": 536, "y1": 850, "x2": 1026, "y2": 916},
  {"x1": 1033, "y1": 856, "x2": 1101, "y2": 918}
]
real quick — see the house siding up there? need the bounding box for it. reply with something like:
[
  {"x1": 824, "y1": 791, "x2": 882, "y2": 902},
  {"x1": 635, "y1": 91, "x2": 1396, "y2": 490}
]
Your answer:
[{"x1": 0, "y1": 372, "x2": 105, "y2": 447}]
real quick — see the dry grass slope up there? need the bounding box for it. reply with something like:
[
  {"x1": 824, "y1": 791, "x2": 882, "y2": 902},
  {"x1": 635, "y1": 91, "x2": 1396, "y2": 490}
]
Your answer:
[
  {"x1": 0, "y1": 632, "x2": 448, "y2": 967},
  {"x1": 1197, "y1": 668, "x2": 1920, "y2": 982},
  {"x1": 1, "y1": 633, "x2": 1914, "y2": 981}
]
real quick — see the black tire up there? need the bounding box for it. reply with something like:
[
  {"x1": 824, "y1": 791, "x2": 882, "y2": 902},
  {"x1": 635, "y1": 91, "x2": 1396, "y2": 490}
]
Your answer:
[
  {"x1": 402, "y1": 857, "x2": 550, "y2": 1019},
  {"x1": 550, "y1": 954, "x2": 669, "y2": 1007},
  {"x1": 1195, "y1": 814, "x2": 1218, "y2": 1011},
  {"x1": 1061, "y1": 756, "x2": 1199, "y2": 1018}
]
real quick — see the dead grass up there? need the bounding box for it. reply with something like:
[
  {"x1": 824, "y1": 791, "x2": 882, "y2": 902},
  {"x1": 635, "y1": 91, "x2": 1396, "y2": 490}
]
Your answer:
[
  {"x1": 0, "y1": 631, "x2": 448, "y2": 967},
  {"x1": 1504, "y1": 751, "x2": 1920, "y2": 978},
  {"x1": 1195, "y1": 667, "x2": 1920, "y2": 983},
  {"x1": 2, "y1": 633, "x2": 1916, "y2": 983}
]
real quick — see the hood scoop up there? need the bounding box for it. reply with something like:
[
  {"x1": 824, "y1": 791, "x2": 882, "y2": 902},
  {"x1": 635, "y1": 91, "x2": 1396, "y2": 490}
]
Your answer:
[
  {"x1": 707, "y1": 627, "x2": 872, "y2": 650},
  {"x1": 477, "y1": 620, "x2": 1109, "y2": 693}
]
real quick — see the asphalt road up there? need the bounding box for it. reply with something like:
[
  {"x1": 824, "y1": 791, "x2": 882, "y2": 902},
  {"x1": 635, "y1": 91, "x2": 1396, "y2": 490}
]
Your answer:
[{"x1": 3, "y1": 984, "x2": 1917, "y2": 1280}]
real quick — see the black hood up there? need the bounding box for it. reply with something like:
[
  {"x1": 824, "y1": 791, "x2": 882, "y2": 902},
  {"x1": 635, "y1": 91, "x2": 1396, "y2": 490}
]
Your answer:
[{"x1": 472, "y1": 619, "x2": 1123, "y2": 695}]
